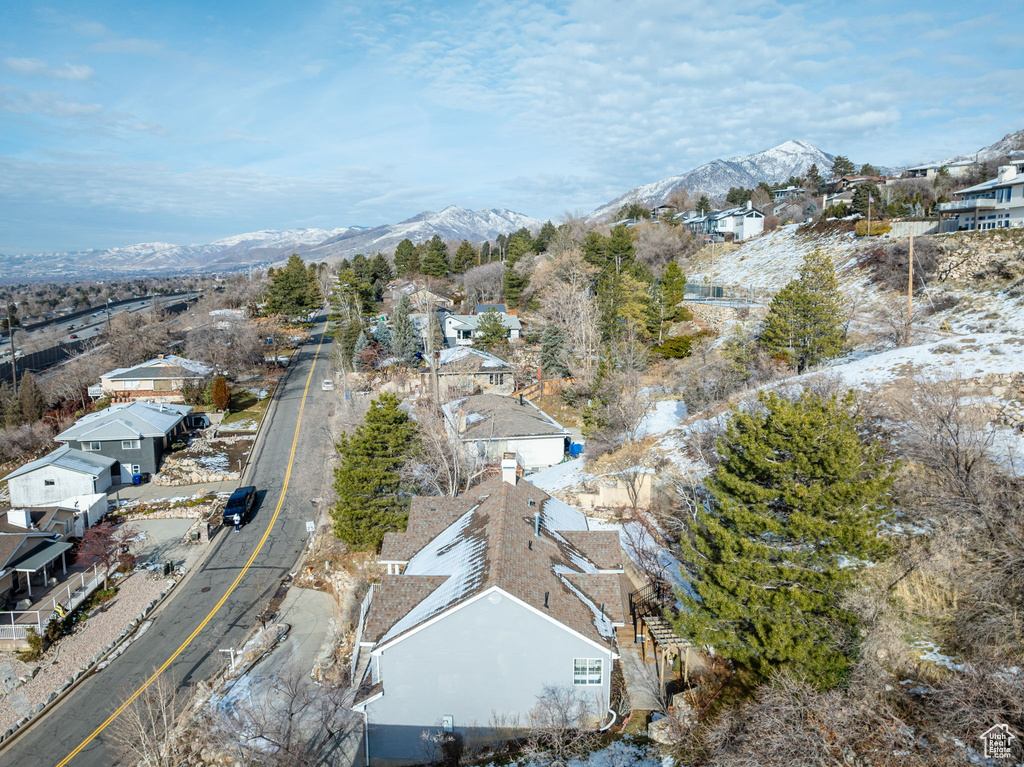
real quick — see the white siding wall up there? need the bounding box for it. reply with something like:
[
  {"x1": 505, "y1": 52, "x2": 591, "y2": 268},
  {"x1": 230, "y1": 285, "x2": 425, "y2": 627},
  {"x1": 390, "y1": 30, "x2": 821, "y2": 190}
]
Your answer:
[
  {"x1": 365, "y1": 593, "x2": 613, "y2": 765},
  {"x1": 7, "y1": 467, "x2": 109, "y2": 507}
]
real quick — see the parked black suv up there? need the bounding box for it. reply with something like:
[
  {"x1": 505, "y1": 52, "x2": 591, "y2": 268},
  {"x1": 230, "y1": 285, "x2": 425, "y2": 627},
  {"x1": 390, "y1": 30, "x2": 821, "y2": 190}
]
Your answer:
[{"x1": 223, "y1": 486, "x2": 257, "y2": 526}]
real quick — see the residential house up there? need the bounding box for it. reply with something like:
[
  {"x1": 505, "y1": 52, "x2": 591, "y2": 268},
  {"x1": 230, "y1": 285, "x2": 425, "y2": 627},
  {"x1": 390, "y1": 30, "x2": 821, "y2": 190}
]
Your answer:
[
  {"x1": 390, "y1": 281, "x2": 454, "y2": 311},
  {"x1": 441, "y1": 311, "x2": 523, "y2": 348},
  {"x1": 98, "y1": 355, "x2": 212, "y2": 404},
  {"x1": 353, "y1": 463, "x2": 626, "y2": 765},
  {"x1": 0, "y1": 515, "x2": 73, "y2": 607},
  {"x1": 54, "y1": 401, "x2": 191, "y2": 480},
  {"x1": 2, "y1": 445, "x2": 116, "y2": 507},
  {"x1": 937, "y1": 160, "x2": 1024, "y2": 232},
  {"x1": 905, "y1": 159, "x2": 977, "y2": 179},
  {"x1": 429, "y1": 347, "x2": 516, "y2": 396},
  {"x1": 473, "y1": 304, "x2": 506, "y2": 314},
  {"x1": 442, "y1": 393, "x2": 569, "y2": 470},
  {"x1": 684, "y1": 202, "x2": 764, "y2": 241},
  {"x1": 772, "y1": 185, "x2": 807, "y2": 202}
]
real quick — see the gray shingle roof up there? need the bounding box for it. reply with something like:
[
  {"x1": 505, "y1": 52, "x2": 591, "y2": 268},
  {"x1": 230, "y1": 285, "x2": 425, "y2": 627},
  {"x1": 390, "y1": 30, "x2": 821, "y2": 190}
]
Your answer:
[
  {"x1": 103, "y1": 355, "x2": 211, "y2": 381},
  {"x1": 443, "y1": 394, "x2": 568, "y2": 441},
  {"x1": 2, "y1": 444, "x2": 116, "y2": 482},
  {"x1": 56, "y1": 401, "x2": 190, "y2": 442}
]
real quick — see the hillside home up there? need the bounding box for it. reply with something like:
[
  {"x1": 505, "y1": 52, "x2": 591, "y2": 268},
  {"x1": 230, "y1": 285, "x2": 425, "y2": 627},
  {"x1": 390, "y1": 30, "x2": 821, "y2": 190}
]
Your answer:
[
  {"x1": 938, "y1": 160, "x2": 1024, "y2": 231},
  {"x1": 54, "y1": 401, "x2": 191, "y2": 480},
  {"x1": 389, "y1": 281, "x2": 454, "y2": 311},
  {"x1": 430, "y1": 347, "x2": 516, "y2": 396},
  {"x1": 2, "y1": 446, "x2": 116, "y2": 507},
  {"x1": 353, "y1": 464, "x2": 626, "y2": 765},
  {"x1": 684, "y1": 202, "x2": 764, "y2": 241},
  {"x1": 772, "y1": 185, "x2": 807, "y2": 202},
  {"x1": 442, "y1": 393, "x2": 569, "y2": 470},
  {"x1": 441, "y1": 311, "x2": 523, "y2": 348},
  {"x1": 905, "y1": 159, "x2": 976, "y2": 179},
  {"x1": 98, "y1": 355, "x2": 211, "y2": 404}
]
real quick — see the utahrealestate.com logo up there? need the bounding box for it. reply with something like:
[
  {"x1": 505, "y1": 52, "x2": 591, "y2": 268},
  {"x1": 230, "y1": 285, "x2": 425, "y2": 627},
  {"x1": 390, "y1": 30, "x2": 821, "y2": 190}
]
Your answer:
[{"x1": 980, "y1": 723, "x2": 1016, "y2": 760}]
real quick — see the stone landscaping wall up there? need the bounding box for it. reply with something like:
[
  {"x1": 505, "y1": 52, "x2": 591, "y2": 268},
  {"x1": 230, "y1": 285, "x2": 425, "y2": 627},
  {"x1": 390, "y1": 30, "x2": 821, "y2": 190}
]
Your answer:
[{"x1": 154, "y1": 434, "x2": 251, "y2": 485}]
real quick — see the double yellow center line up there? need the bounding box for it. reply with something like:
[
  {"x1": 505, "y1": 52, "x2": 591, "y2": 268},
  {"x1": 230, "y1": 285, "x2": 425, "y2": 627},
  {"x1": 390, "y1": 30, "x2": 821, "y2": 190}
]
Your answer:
[{"x1": 55, "y1": 330, "x2": 326, "y2": 767}]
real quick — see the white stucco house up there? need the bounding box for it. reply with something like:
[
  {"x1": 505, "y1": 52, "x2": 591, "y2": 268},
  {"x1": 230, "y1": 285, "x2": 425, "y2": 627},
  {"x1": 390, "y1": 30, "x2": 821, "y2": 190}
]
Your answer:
[
  {"x1": 2, "y1": 445, "x2": 116, "y2": 507},
  {"x1": 441, "y1": 311, "x2": 523, "y2": 347},
  {"x1": 937, "y1": 157, "x2": 1024, "y2": 232}
]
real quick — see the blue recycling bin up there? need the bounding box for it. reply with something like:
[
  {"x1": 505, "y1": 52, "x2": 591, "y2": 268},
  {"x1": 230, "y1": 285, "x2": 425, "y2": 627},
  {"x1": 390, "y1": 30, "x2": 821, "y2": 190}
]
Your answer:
[
  {"x1": 568, "y1": 442, "x2": 584, "y2": 458},
  {"x1": 132, "y1": 473, "x2": 142, "y2": 485}
]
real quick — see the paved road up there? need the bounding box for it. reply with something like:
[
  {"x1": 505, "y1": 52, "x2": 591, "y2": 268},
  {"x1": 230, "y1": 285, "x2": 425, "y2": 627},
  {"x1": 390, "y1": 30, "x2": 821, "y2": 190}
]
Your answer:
[{"x1": 0, "y1": 316, "x2": 335, "y2": 767}]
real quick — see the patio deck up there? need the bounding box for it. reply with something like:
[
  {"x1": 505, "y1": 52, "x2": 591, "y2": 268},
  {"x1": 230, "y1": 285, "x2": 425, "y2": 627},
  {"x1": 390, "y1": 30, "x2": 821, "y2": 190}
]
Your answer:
[{"x1": 0, "y1": 563, "x2": 104, "y2": 642}]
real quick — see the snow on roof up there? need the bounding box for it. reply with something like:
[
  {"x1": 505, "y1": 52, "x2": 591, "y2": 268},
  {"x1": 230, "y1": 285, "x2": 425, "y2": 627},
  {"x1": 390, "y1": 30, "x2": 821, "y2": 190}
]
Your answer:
[
  {"x1": 2, "y1": 444, "x2": 116, "y2": 481},
  {"x1": 380, "y1": 506, "x2": 486, "y2": 643},
  {"x1": 104, "y1": 355, "x2": 212, "y2": 380},
  {"x1": 436, "y1": 346, "x2": 511, "y2": 370},
  {"x1": 57, "y1": 401, "x2": 191, "y2": 441}
]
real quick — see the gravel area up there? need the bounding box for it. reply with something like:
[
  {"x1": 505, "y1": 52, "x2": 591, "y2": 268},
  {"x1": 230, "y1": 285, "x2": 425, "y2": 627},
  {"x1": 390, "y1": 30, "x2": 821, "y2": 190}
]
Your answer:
[{"x1": 0, "y1": 571, "x2": 172, "y2": 731}]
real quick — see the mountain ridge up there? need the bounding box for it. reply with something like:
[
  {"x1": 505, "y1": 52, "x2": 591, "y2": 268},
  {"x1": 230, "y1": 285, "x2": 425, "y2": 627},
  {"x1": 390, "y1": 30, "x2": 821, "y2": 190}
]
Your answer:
[{"x1": 588, "y1": 139, "x2": 837, "y2": 221}]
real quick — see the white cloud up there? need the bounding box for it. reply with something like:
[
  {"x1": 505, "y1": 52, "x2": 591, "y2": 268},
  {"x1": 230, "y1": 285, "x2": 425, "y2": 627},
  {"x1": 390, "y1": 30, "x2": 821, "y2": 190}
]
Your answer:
[
  {"x1": 4, "y1": 57, "x2": 93, "y2": 81},
  {"x1": 0, "y1": 87, "x2": 102, "y2": 117}
]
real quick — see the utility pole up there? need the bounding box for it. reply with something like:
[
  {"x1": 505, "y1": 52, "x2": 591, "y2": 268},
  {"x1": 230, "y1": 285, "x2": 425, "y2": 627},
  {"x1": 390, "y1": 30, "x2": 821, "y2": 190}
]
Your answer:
[
  {"x1": 105, "y1": 298, "x2": 111, "y2": 330},
  {"x1": 6, "y1": 304, "x2": 18, "y2": 397},
  {"x1": 907, "y1": 234, "x2": 914, "y2": 346}
]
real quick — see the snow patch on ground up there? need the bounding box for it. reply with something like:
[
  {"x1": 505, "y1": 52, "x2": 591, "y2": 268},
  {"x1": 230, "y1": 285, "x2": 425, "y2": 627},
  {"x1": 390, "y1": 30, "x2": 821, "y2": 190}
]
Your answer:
[
  {"x1": 477, "y1": 737, "x2": 662, "y2": 767},
  {"x1": 636, "y1": 400, "x2": 688, "y2": 438}
]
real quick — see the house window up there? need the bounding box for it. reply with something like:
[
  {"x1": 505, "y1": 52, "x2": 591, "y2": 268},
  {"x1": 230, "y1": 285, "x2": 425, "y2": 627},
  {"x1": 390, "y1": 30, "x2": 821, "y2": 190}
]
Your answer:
[
  {"x1": 122, "y1": 379, "x2": 139, "y2": 389},
  {"x1": 458, "y1": 329, "x2": 473, "y2": 340},
  {"x1": 44, "y1": 479, "x2": 55, "y2": 486},
  {"x1": 488, "y1": 373, "x2": 504, "y2": 385},
  {"x1": 83, "y1": 441, "x2": 101, "y2": 451},
  {"x1": 573, "y1": 658, "x2": 603, "y2": 685},
  {"x1": 122, "y1": 440, "x2": 141, "y2": 450}
]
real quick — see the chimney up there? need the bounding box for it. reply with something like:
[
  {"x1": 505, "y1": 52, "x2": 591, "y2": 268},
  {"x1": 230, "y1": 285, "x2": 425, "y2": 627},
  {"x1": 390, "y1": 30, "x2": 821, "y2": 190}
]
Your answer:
[
  {"x1": 746, "y1": 199, "x2": 752, "y2": 210},
  {"x1": 7, "y1": 509, "x2": 31, "y2": 529},
  {"x1": 543, "y1": 591, "x2": 550, "y2": 609},
  {"x1": 501, "y1": 452, "x2": 518, "y2": 485},
  {"x1": 533, "y1": 508, "x2": 541, "y2": 537},
  {"x1": 456, "y1": 408, "x2": 467, "y2": 434}
]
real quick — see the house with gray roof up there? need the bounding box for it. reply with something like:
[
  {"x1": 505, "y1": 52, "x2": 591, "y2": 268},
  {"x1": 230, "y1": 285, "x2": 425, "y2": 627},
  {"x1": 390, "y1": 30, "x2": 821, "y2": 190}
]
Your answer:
[
  {"x1": 353, "y1": 462, "x2": 627, "y2": 765},
  {"x1": 937, "y1": 157, "x2": 1024, "y2": 232},
  {"x1": 98, "y1": 354, "x2": 212, "y2": 404},
  {"x1": 430, "y1": 346, "x2": 515, "y2": 397},
  {"x1": 442, "y1": 393, "x2": 569, "y2": 471},
  {"x1": 55, "y1": 401, "x2": 191, "y2": 479},
  {"x1": 2, "y1": 445, "x2": 116, "y2": 507},
  {"x1": 441, "y1": 310, "x2": 522, "y2": 348}
]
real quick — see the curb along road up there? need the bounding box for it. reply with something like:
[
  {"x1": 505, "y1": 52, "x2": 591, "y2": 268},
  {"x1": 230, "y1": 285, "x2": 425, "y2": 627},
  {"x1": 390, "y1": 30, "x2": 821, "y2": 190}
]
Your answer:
[{"x1": 0, "y1": 312, "x2": 330, "y2": 766}]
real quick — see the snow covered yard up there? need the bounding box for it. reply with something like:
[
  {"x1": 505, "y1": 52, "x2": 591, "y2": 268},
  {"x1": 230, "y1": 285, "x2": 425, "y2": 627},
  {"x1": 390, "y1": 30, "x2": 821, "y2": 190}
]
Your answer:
[{"x1": 475, "y1": 736, "x2": 665, "y2": 767}]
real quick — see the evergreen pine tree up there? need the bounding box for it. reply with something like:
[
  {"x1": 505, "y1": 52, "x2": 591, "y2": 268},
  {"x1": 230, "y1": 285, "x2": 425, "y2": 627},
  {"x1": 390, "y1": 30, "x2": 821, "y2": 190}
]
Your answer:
[
  {"x1": 421, "y1": 235, "x2": 450, "y2": 277},
  {"x1": 830, "y1": 155, "x2": 855, "y2": 178},
  {"x1": 373, "y1": 317, "x2": 392, "y2": 352},
  {"x1": 540, "y1": 325, "x2": 569, "y2": 377},
  {"x1": 264, "y1": 254, "x2": 320, "y2": 318},
  {"x1": 806, "y1": 163, "x2": 824, "y2": 193},
  {"x1": 661, "y1": 261, "x2": 687, "y2": 321},
  {"x1": 0, "y1": 381, "x2": 20, "y2": 428},
  {"x1": 758, "y1": 251, "x2": 844, "y2": 372},
  {"x1": 696, "y1": 195, "x2": 712, "y2": 214},
  {"x1": 369, "y1": 252, "x2": 393, "y2": 285},
  {"x1": 451, "y1": 240, "x2": 478, "y2": 274},
  {"x1": 673, "y1": 389, "x2": 895, "y2": 688},
  {"x1": 473, "y1": 309, "x2": 508, "y2": 352},
  {"x1": 390, "y1": 294, "x2": 419, "y2": 364},
  {"x1": 393, "y1": 239, "x2": 417, "y2": 276},
  {"x1": 479, "y1": 241, "x2": 491, "y2": 264},
  {"x1": 339, "y1": 318, "x2": 363, "y2": 370},
  {"x1": 502, "y1": 264, "x2": 529, "y2": 304},
  {"x1": 353, "y1": 331, "x2": 370, "y2": 370},
  {"x1": 534, "y1": 221, "x2": 557, "y2": 253},
  {"x1": 331, "y1": 393, "x2": 418, "y2": 550},
  {"x1": 18, "y1": 372, "x2": 45, "y2": 423}
]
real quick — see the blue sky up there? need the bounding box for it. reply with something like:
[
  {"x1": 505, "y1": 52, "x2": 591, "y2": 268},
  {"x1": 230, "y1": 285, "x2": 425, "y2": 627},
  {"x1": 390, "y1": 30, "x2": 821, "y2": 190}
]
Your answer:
[{"x1": 2, "y1": 0, "x2": 1022, "y2": 253}]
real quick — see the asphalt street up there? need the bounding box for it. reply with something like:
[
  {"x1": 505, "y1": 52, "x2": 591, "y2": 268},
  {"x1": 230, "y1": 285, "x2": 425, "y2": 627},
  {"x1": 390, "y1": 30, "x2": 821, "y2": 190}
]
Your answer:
[{"x1": 0, "y1": 314, "x2": 335, "y2": 767}]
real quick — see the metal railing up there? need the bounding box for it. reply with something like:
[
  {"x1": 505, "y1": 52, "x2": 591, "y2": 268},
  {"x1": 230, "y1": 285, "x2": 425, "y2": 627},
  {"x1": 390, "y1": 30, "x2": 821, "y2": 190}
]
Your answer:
[
  {"x1": 0, "y1": 564, "x2": 103, "y2": 641},
  {"x1": 936, "y1": 198, "x2": 997, "y2": 212},
  {"x1": 349, "y1": 582, "x2": 380, "y2": 682}
]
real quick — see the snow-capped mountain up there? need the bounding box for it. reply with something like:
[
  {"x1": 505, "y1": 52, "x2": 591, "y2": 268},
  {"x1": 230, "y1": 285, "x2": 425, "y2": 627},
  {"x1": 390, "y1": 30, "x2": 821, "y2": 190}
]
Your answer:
[
  {"x1": 589, "y1": 139, "x2": 836, "y2": 221},
  {"x1": 949, "y1": 129, "x2": 1024, "y2": 164},
  {"x1": 0, "y1": 227, "x2": 354, "y2": 281},
  {"x1": 0, "y1": 208, "x2": 543, "y2": 280},
  {"x1": 298, "y1": 206, "x2": 544, "y2": 261}
]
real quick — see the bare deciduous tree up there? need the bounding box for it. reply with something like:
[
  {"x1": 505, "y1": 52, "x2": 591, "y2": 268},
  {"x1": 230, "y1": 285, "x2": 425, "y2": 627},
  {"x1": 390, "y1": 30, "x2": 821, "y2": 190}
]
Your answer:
[
  {"x1": 406, "y1": 403, "x2": 475, "y2": 497},
  {"x1": 523, "y1": 685, "x2": 601, "y2": 765},
  {"x1": 109, "y1": 672, "x2": 188, "y2": 767}
]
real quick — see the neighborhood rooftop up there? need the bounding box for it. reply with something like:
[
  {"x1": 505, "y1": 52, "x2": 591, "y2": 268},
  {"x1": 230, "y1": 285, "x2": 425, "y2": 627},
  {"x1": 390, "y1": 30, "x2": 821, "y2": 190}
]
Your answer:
[
  {"x1": 442, "y1": 393, "x2": 568, "y2": 439},
  {"x1": 102, "y1": 354, "x2": 212, "y2": 381},
  {"x1": 2, "y1": 444, "x2": 116, "y2": 482},
  {"x1": 56, "y1": 401, "x2": 191, "y2": 442},
  {"x1": 369, "y1": 475, "x2": 625, "y2": 649}
]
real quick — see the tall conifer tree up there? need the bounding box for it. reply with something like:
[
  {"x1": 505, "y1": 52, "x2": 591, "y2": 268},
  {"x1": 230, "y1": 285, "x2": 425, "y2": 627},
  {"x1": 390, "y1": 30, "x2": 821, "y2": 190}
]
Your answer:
[{"x1": 673, "y1": 390, "x2": 895, "y2": 688}]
